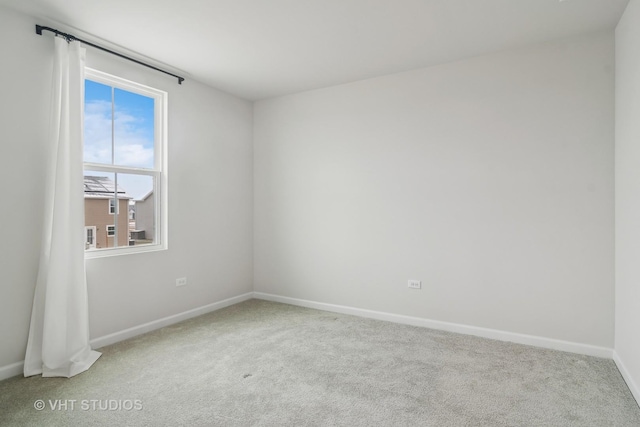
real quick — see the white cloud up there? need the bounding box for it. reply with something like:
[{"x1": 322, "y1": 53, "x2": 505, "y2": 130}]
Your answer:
[
  {"x1": 84, "y1": 100, "x2": 154, "y2": 168},
  {"x1": 115, "y1": 143, "x2": 154, "y2": 167}
]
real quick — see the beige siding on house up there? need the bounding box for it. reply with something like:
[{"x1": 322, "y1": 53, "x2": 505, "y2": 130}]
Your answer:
[{"x1": 85, "y1": 198, "x2": 129, "y2": 249}]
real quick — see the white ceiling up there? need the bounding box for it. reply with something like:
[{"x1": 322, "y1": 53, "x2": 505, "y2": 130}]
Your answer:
[{"x1": 1, "y1": 0, "x2": 630, "y2": 100}]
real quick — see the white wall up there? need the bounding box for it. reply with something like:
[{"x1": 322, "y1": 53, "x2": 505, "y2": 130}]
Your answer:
[
  {"x1": 0, "y1": 4, "x2": 620, "y2": 378},
  {"x1": 0, "y1": 6, "x2": 253, "y2": 371},
  {"x1": 254, "y1": 32, "x2": 615, "y2": 348},
  {"x1": 615, "y1": 0, "x2": 640, "y2": 403}
]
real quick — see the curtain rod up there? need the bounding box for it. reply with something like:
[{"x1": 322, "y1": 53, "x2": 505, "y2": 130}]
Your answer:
[{"x1": 35, "y1": 25, "x2": 185, "y2": 85}]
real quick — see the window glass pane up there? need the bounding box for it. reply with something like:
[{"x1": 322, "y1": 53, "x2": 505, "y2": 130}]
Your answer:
[
  {"x1": 84, "y1": 80, "x2": 113, "y2": 164},
  {"x1": 117, "y1": 174, "x2": 156, "y2": 246},
  {"x1": 84, "y1": 171, "x2": 130, "y2": 249},
  {"x1": 114, "y1": 88, "x2": 155, "y2": 168}
]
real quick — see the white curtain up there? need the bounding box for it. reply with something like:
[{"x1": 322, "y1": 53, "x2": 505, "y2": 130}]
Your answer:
[{"x1": 24, "y1": 37, "x2": 101, "y2": 378}]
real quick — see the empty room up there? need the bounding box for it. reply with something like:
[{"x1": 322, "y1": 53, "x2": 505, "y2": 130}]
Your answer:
[{"x1": 1, "y1": 0, "x2": 639, "y2": 425}]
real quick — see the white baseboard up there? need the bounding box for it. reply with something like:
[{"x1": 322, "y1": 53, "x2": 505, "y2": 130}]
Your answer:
[
  {"x1": 0, "y1": 292, "x2": 253, "y2": 381},
  {"x1": 613, "y1": 351, "x2": 640, "y2": 407},
  {"x1": 90, "y1": 292, "x2": 254, "y2": 349},
  {"x1": 253, "y1": 292, "x2": 613, "y2": 359},
  {"x1": 2, "y1": 291, "x2": 615, "y2": 382},
  {"x1": 0, "y1": 361, "x2": 24, "y2": 382}
]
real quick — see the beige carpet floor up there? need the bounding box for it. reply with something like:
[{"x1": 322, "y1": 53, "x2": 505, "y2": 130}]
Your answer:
[{"x1": 0, "y1": 299, "x2": 639, "y2": 426}]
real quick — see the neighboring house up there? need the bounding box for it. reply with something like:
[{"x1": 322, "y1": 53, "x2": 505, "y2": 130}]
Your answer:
[
  {"x1": 84, "y1": 176, "x2": 132, "y2": 249},
  {"x1": 133, "y1": 190, "x2": 154, "y2": 243}
]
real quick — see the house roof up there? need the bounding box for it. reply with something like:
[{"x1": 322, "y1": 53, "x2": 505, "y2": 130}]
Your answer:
[
  {"x1": 84, "y1": 175, "x2": 132, "y2": 200},
  {"x1": 136, "y1": 190, "x2": 153, "y2": 202}
]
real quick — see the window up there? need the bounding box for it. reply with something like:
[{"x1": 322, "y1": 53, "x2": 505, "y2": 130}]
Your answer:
[
  {"x1": 84, "y1": 69, "x2": 167, "y2": 256},
  {"x1": 109, "y1": 198, "x2": 118, "y2": 214},
  {"x1": 85, "y1": 226, "x2": 96, "y2": 250}
]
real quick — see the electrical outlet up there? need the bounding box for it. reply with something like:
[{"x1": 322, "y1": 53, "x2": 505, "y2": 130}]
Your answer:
[
  {"x1": 408, "y1": 280, "x2": 421, "y2": 289},
  {"x1": 176, "y1": 277, "x2": 187, "y2": 287}
]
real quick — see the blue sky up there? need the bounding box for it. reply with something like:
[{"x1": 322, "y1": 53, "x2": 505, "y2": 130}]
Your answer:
[{"x1": 84, "y1": 80, "x2": 155, "y2": 200}]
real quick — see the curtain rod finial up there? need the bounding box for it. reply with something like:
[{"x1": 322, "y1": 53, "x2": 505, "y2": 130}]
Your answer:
[{"x1": 35, "y1": 24, "x2": 43, "y2": 35}]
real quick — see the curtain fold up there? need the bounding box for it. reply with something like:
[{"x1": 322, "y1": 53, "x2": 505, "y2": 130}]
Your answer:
[{"x1": 24, "y1": 37, "x2": 101, "y2": 378}]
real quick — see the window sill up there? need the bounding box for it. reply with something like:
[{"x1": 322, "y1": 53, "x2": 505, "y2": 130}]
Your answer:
[{"x1": 85, "y1": 243, "x2": 167, "y2": 259}]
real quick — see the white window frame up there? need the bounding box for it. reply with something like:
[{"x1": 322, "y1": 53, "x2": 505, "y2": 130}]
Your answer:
[
  {"x1": 84, "y1": 68, "x2": 168, "y2": 258},
  {"x1": 106, "y1": 225, "x2": 115, "y2": 237}
]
